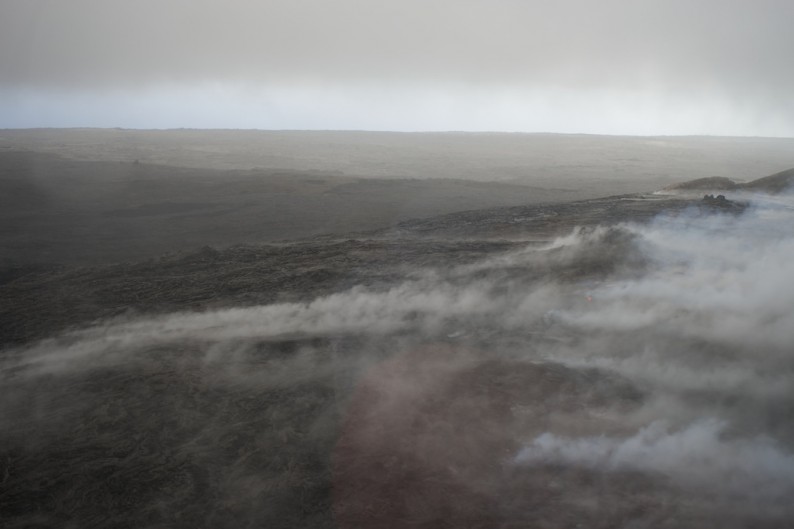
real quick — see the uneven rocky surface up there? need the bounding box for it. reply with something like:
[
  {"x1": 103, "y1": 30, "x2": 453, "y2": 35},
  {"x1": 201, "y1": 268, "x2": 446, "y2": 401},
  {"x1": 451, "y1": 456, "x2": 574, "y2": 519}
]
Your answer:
[
  {"x1": 0, "y1": 193, "x2": 697, "y2": 347},
  {"x1": 1, "y1": 157, "x2": 792, "y2": 528}
]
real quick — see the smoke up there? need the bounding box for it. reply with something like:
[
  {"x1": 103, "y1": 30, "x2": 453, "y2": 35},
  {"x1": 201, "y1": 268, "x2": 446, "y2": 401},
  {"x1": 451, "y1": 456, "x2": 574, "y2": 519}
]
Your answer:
[
  {"x1": 2, "y1": 223, "x2": 643, "y2": 378},
  {"x1": 578, "y1": 211, "x2": 794, "y2": 346},
  {"x1": 515, "y1": 419, "x2": 794, "y2": 501},
  {"x1": 545, "y1": 196, "x2": 794, "y2": 397}
]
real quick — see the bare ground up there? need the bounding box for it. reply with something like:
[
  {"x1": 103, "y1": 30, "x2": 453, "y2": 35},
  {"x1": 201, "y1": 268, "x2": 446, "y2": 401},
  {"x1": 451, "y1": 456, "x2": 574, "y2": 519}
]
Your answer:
[{"x1": 0, "y1": 137, "x2": 790, "y2": 528}]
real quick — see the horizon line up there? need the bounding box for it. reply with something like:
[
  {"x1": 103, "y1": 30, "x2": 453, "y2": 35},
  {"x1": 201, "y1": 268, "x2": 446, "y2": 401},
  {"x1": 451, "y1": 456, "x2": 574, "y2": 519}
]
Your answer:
[{"x1": 2, "y1": 127, "x2": 793, "y2": 141}]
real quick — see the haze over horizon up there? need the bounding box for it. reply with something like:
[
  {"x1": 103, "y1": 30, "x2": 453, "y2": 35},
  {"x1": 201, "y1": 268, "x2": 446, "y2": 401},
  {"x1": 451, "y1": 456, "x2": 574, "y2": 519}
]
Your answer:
[{"x1": 2, "y1": 1, "x2": 793, "y2": 137}]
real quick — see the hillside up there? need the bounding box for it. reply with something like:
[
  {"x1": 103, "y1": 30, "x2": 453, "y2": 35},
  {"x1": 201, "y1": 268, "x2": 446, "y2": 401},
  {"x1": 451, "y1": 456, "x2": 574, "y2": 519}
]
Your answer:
[{"x1": 664, "y1": 167, "x2": 794, "y2": 194}]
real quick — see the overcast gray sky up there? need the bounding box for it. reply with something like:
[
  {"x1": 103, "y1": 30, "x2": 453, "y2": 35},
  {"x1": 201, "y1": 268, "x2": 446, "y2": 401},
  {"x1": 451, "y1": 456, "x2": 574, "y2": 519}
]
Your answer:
[{"x1": 1, "y1": 0, "x2": 793, "y2": 135}]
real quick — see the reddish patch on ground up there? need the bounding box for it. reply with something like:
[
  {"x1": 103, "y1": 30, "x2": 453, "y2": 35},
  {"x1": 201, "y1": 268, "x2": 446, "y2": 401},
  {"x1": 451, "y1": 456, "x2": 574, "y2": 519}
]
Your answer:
[{"x1": 332, "y1": 344, "x2": 530, "y2": 529}]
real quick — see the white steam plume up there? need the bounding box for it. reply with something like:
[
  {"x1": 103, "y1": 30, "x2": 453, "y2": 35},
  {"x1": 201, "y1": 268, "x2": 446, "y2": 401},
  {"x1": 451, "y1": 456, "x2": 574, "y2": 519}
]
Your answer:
[{"x1": 515, "y1": 419, "x2": 794, "y2": 501}]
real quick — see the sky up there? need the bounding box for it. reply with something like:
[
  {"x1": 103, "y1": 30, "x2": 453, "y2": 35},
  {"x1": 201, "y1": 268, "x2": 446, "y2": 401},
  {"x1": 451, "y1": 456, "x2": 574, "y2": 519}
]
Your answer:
[{"x1": 1, "y1": 0, "x2": 793, "y2": 136}]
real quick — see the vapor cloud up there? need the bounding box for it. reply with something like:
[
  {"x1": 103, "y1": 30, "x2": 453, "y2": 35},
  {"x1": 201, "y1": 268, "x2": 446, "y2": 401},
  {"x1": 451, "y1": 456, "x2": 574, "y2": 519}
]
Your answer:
[{"x1": 516, "y1": 419, "x2": 794, "y2": 501}]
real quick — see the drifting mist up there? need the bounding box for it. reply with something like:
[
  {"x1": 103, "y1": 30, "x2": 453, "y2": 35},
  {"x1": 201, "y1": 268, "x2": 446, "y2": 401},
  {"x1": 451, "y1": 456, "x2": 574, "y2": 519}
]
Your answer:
[{"x1": 2, "y1": 188, "x2": 794, "y2": 526}]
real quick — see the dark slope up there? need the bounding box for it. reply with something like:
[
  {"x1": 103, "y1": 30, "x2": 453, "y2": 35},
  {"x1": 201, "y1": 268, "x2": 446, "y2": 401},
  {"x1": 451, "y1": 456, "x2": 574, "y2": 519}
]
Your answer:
[
  {"x1": 0, "y1": 150, "x2": 573, "y2": 266},
  {"x1": 664, "y1": 167, "x2": 794, "y2": 193},
  {"x1": 0, "y1": 192, "x2": 699, "y2": 347},
  {"x1": 662, "y1": 176, "x2": 739, "y2": 191},
  {"x1": 742, "y1": 167, "x2": 794, "y2": 193}
]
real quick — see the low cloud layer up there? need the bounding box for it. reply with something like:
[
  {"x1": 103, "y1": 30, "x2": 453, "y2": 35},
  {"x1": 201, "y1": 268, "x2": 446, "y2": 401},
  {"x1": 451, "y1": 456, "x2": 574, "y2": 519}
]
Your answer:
[
  {"x1": 2, "y1": 1, "x2": 793, "y2": 133},
  {"x1": 3, "y1": 0, "x2": 792, "y2": 94}
]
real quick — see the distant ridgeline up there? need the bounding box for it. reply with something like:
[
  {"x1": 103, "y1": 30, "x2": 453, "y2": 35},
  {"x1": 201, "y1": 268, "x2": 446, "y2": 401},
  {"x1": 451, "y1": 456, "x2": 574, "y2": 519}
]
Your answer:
[{"x1": 664, "y1": 167, "x2": 794, "y2": 194}]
